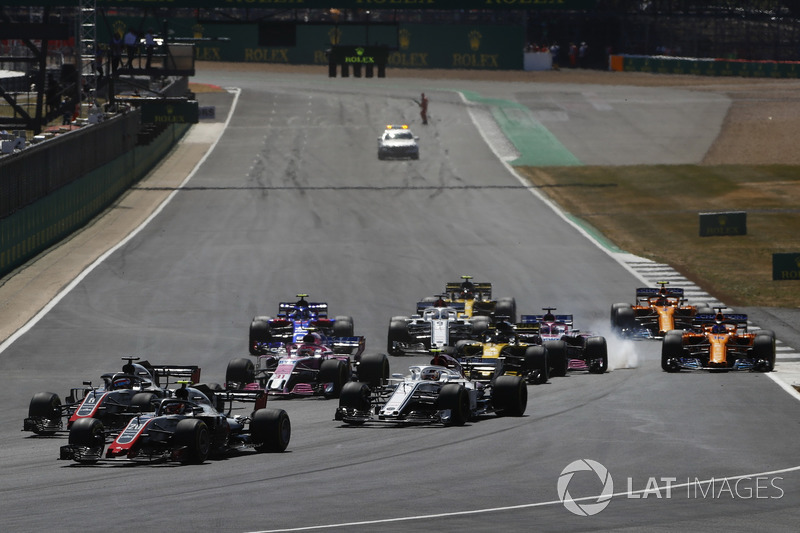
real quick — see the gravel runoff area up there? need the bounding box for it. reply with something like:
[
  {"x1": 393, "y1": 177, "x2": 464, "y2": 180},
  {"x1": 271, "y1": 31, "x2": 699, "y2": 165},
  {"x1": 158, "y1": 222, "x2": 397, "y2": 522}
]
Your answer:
[{"x1": 2, "y1": 62, "x2": 799, "y2": 388}]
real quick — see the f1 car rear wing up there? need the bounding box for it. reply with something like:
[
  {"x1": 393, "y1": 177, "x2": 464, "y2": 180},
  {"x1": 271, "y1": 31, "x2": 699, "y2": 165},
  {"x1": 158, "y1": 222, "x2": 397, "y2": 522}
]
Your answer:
[
  {"x1": 693, "y1": 313, "x2": 749, "y2": 330},
  {"x1": 445, "y1": 282, "x2": 492, "y2": 300},
  {"x1": 147, "y1": 364, "x2": 202, "y2": 388},
  {"x1": 416, "y1": 301, "x2": 466, "y2": 314},
  {"x1": 521, "y1": 314, "x2": 574, "y2": 327},
  {"x1": 636, "y1": 287, "x2": 684, "y2": 302},
  {"x1": 277, "y1": 302, "x2": 329, "y2": 318},
  {"x1": 213, "y1": 389, "x2": 269, "y2": 412}
]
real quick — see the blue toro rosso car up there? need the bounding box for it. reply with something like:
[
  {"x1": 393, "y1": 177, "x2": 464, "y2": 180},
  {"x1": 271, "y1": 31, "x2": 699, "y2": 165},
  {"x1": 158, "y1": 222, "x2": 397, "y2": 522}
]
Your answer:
[{"x1": 249, "y1": 294, "x2": 355, "y2": 355}]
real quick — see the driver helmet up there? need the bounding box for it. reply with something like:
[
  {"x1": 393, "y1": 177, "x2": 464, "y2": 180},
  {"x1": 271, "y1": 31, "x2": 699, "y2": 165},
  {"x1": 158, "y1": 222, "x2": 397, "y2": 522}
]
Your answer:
[
  {"x1": 110, "y1": 375, "x2": 133, "y2": 390},
  {"x1": 164, "y1": 402, "x2": 186, "y2": 415},
  {"x1": 421, "y1": 368, "x2": 442, "y2": 381},
  {"x1": 711, "y1": 315, "x2": 727, "y2": 333},
  {"x1": 302, "y1": 332, "x2": 323, "y2": 346}
]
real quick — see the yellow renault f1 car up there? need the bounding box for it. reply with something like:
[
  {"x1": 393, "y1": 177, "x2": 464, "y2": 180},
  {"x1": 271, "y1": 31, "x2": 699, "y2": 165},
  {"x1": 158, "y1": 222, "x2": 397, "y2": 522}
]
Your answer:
[
  {"x1": 661, "y1": 309, "x2": 776, "y2": 372},
  {"x1": 452, "y1": 321, "x2": 550, "y2": 385},
  {"x1": 611, "y1": 281, "x2": 712, "y2": 339},
  {"x1": 416, "y1": 275, "x2": 516, "y2": 323}
]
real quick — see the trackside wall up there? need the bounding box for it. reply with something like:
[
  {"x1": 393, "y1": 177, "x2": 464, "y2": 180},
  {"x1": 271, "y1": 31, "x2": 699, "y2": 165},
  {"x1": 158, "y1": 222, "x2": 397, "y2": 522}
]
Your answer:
[{"x1": 0, "y1": 119, "x2": 191, "y2": 278}]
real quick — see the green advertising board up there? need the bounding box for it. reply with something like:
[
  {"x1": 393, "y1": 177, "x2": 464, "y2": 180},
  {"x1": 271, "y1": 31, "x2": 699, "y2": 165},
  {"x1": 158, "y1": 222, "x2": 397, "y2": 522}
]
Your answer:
[
  {"x1": 773, "y1": 253, "x2": 800, "y2": 281},
  {"x1": 137, "y1": 99, "x2": 200, "y2": 124},
  {"x1": 8, "y1": 0, "x2": 596, "y2": 8},
  {"x1": 698, "y1": 211, "x2": 747, "y2": 237},
  {"x1": 99, "y1": 17, "x2": 523, "y2": 70}
]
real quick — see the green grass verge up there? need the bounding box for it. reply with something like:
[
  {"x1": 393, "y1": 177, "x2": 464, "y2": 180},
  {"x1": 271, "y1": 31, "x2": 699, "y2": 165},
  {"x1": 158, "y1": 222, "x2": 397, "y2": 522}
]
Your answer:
[{"x1": 516, "y1": 164, "x2": 800, "y2": 308}]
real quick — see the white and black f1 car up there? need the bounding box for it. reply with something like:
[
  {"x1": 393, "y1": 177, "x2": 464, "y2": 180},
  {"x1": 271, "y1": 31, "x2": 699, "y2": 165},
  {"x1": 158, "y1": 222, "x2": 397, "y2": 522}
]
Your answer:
[
  {"x1": 387, "y1": 304, "x2": 488, "y2": 356},
  {"x1": 334, "y1": 353, "x2": 527, "y2": 426},
  {"x1": 23, "y1": 357, "x2": 200, "y2": 436},
  {"x1": 60, "y1": 383, "x2": 290, "y2": 464},
  {"x1": 249, "y1": 294, "x2": 356, "y2": 354}
]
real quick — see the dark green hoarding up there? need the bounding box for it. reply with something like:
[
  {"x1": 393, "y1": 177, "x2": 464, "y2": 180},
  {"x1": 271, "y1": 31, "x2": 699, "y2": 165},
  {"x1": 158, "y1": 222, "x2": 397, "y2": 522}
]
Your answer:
[
  {"x1": 7, "y1": 0, "x2": 595, "y2": 8},
  {"x1": 99, "y1": 18, "x2": 524, "y2": 69}
]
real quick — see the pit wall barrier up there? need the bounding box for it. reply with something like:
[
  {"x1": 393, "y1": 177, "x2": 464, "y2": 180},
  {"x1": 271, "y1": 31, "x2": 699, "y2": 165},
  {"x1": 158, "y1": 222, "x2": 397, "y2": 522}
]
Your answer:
[
  {"x1": 0, "y1": 117, "x2": 191, "y2": 278},
  {"x1": 609, "y1": 54, "x2": 800, "y2": 78}
]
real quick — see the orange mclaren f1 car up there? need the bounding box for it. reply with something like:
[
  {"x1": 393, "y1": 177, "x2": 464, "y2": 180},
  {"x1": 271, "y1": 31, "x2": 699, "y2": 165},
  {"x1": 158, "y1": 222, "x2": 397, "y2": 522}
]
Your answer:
[{"x1": 611, "y1": 281, "x2": 712, "y2": 339}]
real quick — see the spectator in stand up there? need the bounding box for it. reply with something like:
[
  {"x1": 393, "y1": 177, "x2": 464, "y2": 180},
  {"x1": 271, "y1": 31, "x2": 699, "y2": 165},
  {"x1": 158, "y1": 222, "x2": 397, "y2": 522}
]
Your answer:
[
  {"x1": 568, "y1": 42, "x2": 578, "y2": 68},
  {"x1": 109, "y1": 32, "x2": 123, "y2": 74},
  {"x1": 123, "y1": 28, "x2": 138, "y2": 69},
  {"x1": 579, "y1": 42, "x2": 589, "y2": 68},
  {"x1": 144, "y1": 29, "x2": 156, "y2": 69},
  {"x1": 550, "y1": 42, "x2": 560, "y2": 70}
]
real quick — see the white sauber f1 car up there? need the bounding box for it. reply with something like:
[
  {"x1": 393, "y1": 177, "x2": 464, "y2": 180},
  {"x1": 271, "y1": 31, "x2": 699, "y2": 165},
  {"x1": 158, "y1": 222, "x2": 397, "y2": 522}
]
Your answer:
[{"x1": 334, "y1": 353, "x2": 527, "y2": 426}]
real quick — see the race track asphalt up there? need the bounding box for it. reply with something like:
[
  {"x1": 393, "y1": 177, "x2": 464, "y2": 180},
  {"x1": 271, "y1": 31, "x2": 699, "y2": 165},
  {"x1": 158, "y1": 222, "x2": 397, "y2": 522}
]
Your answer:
[{"x1": 1, "y1": 68, "x2": 798, "y2": 533}]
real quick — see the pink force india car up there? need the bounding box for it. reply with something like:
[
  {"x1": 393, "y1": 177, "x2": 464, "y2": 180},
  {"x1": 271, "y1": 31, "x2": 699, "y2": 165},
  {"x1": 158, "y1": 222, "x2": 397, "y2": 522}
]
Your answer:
[
  {"x1": 24, "y1": 357, "x2": 200, "y2": 436},
  {"x1": 227, "y1": 332, "x2": 389, "y2": 398},
  {"x1": 520, "y1": 308, "x2": 609, "y2": 375}
]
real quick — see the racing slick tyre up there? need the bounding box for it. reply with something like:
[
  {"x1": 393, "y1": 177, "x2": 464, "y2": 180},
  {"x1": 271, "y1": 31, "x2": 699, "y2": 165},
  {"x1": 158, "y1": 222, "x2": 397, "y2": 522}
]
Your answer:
[
  {"x1": 388, "y1": 318, "x2": 411, "y2": 355},
  {"x1": 130, "y1": 392, "x2": 159, "y2": 413},
  {"x1": 333, "y1": 315, "x2": 355, "y2": 337},
  {"x1": 339, "y1": 381, "x2": 372, "y2": 424},
  {"x1": 249, "y1": 316, "x2": 273, "y2": 354},
  {"x1": 753, "y1": 330, "x2": 776, "y2": 372},
  {"x1": 28, "y1": 392, "x2": 62, "y2": 435},
  {"x1": 524, "y1": 346, "x2": 549, "y2": 385},
  {"x1": 470, "y1": 316, "x2": 491, "y2": 336},
  {"x1": 252, "y1": 408, "x2": 291, "y2": 452},
  {"x1": 492, "y1": 375, "x2": 527, "y2": 417},
  {"x1": 358, "y1": 352, "x2": 390, "y2": 387},
  {"x1": 319, "y1": 359, "x2": 350, "y2": 399},
  {"x1": 610, "y1": 304, "x2": 635, "y2": 333},
  {"x1": 545, "y1": 340, "x2": 568, "y2": 378},
  {"x1": 495, "y1": 297, "x2": 517, "y2": 323},
  {"x1": 585, "y1": 336, "x2": 608, "y2": 374},
  {"x1": 661, "y1": 330, "x2": 684, "y2": 372},
  {"x1": 68, "y1": 417, "x2": 105, "y2": 464},
  {"x1": 175, "y1": 418, "x2": 211, "y2": 464},
  {"x1": 695, "y1": 306, "x2": 713, "y2": 316},
  {"x1": 437, "y1": 384, "x2": 470, "y2": 426},
  {"x1": 226, "y1": 358, "x2": 256, "y2": 388}
]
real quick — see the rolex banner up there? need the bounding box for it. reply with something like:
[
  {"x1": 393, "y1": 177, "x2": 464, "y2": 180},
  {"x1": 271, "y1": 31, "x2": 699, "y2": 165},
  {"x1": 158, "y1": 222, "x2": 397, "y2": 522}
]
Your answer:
[{"x1": 100, "y1": 19, "x2": 523, "y2": 70}]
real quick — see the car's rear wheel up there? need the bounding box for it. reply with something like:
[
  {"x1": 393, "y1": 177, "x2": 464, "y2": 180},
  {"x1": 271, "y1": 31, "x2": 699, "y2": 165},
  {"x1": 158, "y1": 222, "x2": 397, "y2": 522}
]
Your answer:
[
  {"x1": 524, "y1": 345, "x2": 549, "y2": 384},
  {"x1": 130, "y1": 392, "x2": 159, "y2": 413},
  {"x1": 495, "y1": 297, "x2": 516, "y2": 323},
  {"x1": 319, "y1": 359, "x2": 349, "y2": 398},
  {"x1": 585, "y1": 336, "x2": 608, "y2": 374},
  {"x1": 251, "y1": 408, "x2": 291, "y2": 452},
  {"x1": 661, "y1": 330, "x2": 684, "y2": 372},
  {"x1": 175, "y1": 418, "x2": 211, "y2": 464},
  {"x1": 249, "y1": 316, "x2": 273, "y2": 354},
  {"x1": 753, "y1": 330, "x2": 776, "y2": 372},
  {"x1": 226, "y1": 357, "x2": 255, "y2": 388},
  {"x1": 333, "y1": 315, "x2": 354, "y2": 337},
  {"x1": 358, "y1": 352, "x2": 390, "y2": 387},
  {"x1": 545, "y1": 340, "x2": 568, "y2": 377},
  {"x1": 388, "y1": 318, "x2": 411, "y2": 355}
]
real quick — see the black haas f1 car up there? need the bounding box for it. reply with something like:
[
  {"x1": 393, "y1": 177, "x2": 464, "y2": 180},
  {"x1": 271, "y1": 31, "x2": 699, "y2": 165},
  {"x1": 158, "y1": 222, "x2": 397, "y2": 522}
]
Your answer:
[
  {"x1": 416, "y1": 275, "x2": 517, "y2": 323},
  {"x1": 60, "y1": 382, "x2": 290, "y2": 464},
  {"x1": 452, "y1": 322, "x2": 550, "y2": 385},
  {"x1": 611, "y1": 281, "x2": 712, "y2": 339},
  {"x1": 249, "y1": 294, "x2": 356, "y2": 354},
  {"x1": 388, "y1": 302, "x2": 489, "y2": 356},
  {"x1": 24, "y1": 357, "x2": 200, "y2": 436},
  {"x1": 227, "y1": 332, "x2": 388, "y2": 399},
  {"x1": 521, "y1": 308, "x2": 609, "y2": 375},
  {"x1": 661, "y1": 308, "x2": 776, "y2": 372},
  {"x1": 334, "y1": 353, "x2": 527, "y2": 426}
]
